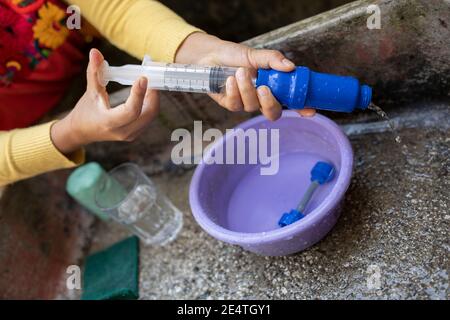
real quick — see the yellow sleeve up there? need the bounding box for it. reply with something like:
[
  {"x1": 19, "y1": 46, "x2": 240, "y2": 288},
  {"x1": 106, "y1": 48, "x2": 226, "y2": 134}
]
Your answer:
[
  {"x1": 67, "y1": 0, "x2": 204, "y2": 62},
  {"x1": 0, "y1": 121, "x2": 85, "y2": 187}
]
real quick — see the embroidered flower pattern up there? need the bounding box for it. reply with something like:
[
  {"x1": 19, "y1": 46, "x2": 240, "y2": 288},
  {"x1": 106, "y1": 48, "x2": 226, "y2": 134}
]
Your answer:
[
  {"x1": 0, "y1": 0, "x2": 74, "y2": 85},
  {"x1": 32, "y1": 1, "x2": 69, "y2": 49},
  {"x1": 0, "y1": 52, "x2": 29, "y2": 84},
  {"x1": 0, "y1": 2, "x2": 32, "y2": 84},
  {"x1": 8, "y1": 0, "x2": 45, "y2": 14},
  {"x1": 0, "y1": 2, "x2": 32, "y2": 51}
]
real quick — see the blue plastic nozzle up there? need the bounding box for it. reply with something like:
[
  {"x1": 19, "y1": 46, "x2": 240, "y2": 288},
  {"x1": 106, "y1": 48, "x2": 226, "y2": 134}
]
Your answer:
[
  {"x1": 278, "y1": 161, "x2": 336, "y2": 228},
  {"x1": 279, "y1": 209, "x2": 305, "y2": 228},
  {"x1": 256, "y1": 67, "x2": 372, "y2": 113},
  {"x1": 311, "y1": 161, "x2": 335, "y2": 185}
]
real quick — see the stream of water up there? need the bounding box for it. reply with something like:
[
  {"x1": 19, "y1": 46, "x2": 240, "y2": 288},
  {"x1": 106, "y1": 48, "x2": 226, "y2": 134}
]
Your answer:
[
  {"x1": 368, "y1": 103, "x2": 402, "y2": 144},
  {"x1": 367, "y1": 103, "x2": 411, "y2": 162}
]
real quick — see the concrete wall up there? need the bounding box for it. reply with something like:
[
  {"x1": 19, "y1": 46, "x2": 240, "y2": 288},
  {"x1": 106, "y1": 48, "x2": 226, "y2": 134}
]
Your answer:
[{"x1": 160, "y1": 0, "x2": 352, "y2": 42}]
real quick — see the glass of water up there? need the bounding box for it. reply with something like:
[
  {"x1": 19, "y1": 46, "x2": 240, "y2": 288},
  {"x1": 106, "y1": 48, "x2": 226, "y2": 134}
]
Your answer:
[{"x1": 95, "y1": 163, "x2": 183, "y2": 246}]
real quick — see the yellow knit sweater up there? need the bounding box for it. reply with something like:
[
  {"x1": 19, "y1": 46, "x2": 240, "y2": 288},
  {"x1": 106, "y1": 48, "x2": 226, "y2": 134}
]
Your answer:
[{"x1": 0, "y1": 0, "x2": 201, "y2": 187}]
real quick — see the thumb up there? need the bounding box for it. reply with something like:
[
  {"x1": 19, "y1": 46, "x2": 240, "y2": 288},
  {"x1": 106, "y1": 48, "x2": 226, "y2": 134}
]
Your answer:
[
  {"x1": 247, "y1": 48, "x2": 296, "y2": 72},
  {"x1": 86, "y1": 48, "x2": 105, "y2": 92}
]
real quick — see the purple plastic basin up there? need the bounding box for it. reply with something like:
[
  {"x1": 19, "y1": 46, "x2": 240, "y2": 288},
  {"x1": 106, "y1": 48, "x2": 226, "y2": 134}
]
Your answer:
[{"x1": 189, "y1": 111, "x2": 353, "y2": 256}]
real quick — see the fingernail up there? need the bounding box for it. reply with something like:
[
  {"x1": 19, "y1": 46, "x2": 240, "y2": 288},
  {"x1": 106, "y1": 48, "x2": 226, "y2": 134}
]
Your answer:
[
  {"x1": 257, "y1": 86, "x2": 269, "y2": 97},
  {"x1": 299, "y1": 108, "x2": 316, "y2": 117},
  {"x1": 282, "y1": 58, "x2": 295, "y2": 68},
  {"x1": 139, "y1": 77, "x2": 148, "y2": 89},
  {"x1": 226, "y1": 76, "x2": 233, "y2": 91},
  {"x1": 89, "y1": 49, "x2": 95, "y2": 60},
  {"x1": 235, "y1": 68, "x2": 246, "y2": 81}
]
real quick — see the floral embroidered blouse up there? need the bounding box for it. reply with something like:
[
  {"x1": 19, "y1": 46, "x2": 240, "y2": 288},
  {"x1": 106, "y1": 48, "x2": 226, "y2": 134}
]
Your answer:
[
  {"x1": 0, "y1": 0, "x2": 88, "y2": 130},
  {"x1": 0, "y1": 0, "x2": 201, "y2": 130}
]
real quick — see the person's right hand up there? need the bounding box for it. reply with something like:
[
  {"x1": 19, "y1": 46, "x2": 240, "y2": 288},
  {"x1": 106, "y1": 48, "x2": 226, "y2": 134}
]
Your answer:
[
  {"x1": 175, "y1": 32, "x2": 316, "y2": 120},
  {"x1": 51, "y1": 49, "x2": 160, "y2": 155}
]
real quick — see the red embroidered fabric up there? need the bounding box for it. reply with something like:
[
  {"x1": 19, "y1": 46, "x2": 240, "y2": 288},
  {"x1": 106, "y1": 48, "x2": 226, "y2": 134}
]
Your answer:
[{"x1": 0, "y1": 0, "x2": 87, "y2": 130}]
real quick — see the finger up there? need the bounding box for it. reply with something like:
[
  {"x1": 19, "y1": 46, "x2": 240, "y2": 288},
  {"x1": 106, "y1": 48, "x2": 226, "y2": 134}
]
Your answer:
[
  {"x1": 235, "y1": 68, "x2": 260, "y2": 112},
  {"x1": 224, "y1": 76, "x2": 244, "y2": 112},
  {"x1": 208, "y1": 92, "x2": 226, "y2": 107},
  {"x1": 138, "y1": 90, "x2": 160, "y2": 125},
  {"x1": 297, "y1": 108, "x2": 316, "y2": 117},
  {"x1": 257, "y1": 86, "x2": 282, "y2": 121},
  {"x1": 208, "y1": 75, "x2": 247, "y2": 113},
  {"x1": 86, "y1": 48, "x2": 106, "y2": 93},
  {"x1": 247, "y1": 49, "x2": 295, "y2": 72},
  {"x1": 86, "y1": 49, "x2": 110, "y2": 109},
  {"x1": 108, "y1": 77, "x2": 148, "y2": 127},
  {"x1": 120, "y1": 90, "x2": 160, "y2": 135},
  {"x1": 209, "y1": 76, "x2": 243, "y2": 112}
]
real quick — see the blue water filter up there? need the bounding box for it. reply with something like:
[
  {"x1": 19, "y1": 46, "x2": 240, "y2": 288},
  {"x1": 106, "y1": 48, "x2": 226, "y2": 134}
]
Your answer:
[{"x1": 256, "y1": 67, "x2": 372, "y2": 112}]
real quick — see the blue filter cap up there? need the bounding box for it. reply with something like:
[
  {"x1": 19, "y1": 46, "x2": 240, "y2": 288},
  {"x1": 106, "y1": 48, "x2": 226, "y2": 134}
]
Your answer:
[
  {"x1": 256, "y1": 66, "x2": 372, "y2": 112},
  {"x1": 278, "y1": 209, "x2": 306, "y2": 227},
  {"x1": 311, "y1": 162, "x2": 335, "y2": 185}
]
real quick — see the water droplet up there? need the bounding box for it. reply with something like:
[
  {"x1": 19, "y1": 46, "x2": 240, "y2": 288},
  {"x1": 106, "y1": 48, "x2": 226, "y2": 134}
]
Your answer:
[{"x1": 368, "y1": 103, "x2": 411, "y2": 162}]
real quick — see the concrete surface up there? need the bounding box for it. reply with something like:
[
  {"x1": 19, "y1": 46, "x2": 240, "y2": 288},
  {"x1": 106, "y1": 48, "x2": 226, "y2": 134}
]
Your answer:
[
  {"x1": 1, "y1": 102, "x2": 447, "y2": 300},
  {"x1": 89, "y1": 103, "x2": 449, "y2": 300},
  {"x1": 0, "y1": 170, "x2": 95, "y2": 299}
]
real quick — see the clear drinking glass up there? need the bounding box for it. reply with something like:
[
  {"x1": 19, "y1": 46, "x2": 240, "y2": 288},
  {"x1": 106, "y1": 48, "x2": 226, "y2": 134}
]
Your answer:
[{"x1": 95, "y1": 163, "x2": 183, "y2": 246}]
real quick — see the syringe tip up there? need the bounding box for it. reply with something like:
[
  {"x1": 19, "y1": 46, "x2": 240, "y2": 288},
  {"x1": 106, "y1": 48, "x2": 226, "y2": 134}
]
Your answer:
[{"x1": 357, "y1": 85, "x2": 372, "y2": 110}]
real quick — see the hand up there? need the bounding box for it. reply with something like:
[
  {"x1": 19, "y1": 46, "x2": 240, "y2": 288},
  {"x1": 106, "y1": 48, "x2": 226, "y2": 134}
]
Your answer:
[
  {"x1": 51, "y1": 49, "x2": 160, "y2": 155},
  {"x1": 175, "y1": 33, "x2": 316, "y2": 120}
]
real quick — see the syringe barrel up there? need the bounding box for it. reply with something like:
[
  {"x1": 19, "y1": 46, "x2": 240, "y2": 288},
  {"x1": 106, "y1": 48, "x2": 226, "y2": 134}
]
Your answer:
[{"x1": 101, "y1": 61, "x2": 237, "y2": 94}]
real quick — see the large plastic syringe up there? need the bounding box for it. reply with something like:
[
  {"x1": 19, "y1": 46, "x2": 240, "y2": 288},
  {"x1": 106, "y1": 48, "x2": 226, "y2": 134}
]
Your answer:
[
  {"x1": 100, "y1": 56, "x2": 373, "y2": 113},
  {"x1": 101, "y1": 56, "x2": 237, "y2": 94}
]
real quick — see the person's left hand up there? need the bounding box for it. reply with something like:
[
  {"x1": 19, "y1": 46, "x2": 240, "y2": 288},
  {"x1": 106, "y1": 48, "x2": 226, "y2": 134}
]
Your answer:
[
  {"x1": 51, "y1": 49, "x2": 160, "y2": 155},
  {"x1": 175, "y1": 32, "x2": 316, "y2": 121}
]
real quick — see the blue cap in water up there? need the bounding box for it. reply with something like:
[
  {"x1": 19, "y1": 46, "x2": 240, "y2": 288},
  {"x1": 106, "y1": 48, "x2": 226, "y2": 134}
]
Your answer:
[
  {"x1": 279, "y1": 209, "x2": 306, "y2": 227},
  {"x1": 278, "y1": 161, "x2": 336, "y2": 228},
  {"x1": 256, "y1": 67, "x2": 372, "y2": 113},
  {"x1": 311, "y1": 161, "x2": 335, "y2": 185}
]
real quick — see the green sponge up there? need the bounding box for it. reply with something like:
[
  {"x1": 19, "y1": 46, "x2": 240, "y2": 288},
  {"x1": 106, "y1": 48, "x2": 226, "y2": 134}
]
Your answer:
[{"x1": 82, "y1": 236, "x2": 140, "y2": 300}]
